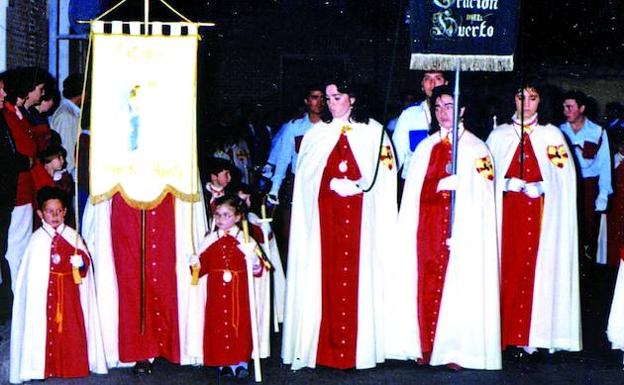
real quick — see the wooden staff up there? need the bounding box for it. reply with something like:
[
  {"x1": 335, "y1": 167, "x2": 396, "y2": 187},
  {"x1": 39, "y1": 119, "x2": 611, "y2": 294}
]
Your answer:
[
  {"x1": 242, "y1": 219, "x2": 262, "y2": 382},
  {"x1": 258, "y1": 203, "x2": 278, "y2": 332}
]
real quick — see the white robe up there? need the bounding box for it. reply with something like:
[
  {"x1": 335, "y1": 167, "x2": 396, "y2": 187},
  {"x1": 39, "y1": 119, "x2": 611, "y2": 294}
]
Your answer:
[
  {"x1": 281, "y1": 118, "x2": 398, "y2": 370},
  {"x1": 81, "y1": 195, "x2": 208, "y2": 367},
  {"x1": 487, "y1": 122, "x2": 581, "y2": 351},
  {"x1": 10, "y1": 223, "x2": 108, "y2": 384},
  {"x1": 249, "y1": 212, "x2": 286, "y2": 326},
  {"x1": 607, "y1": 260, "x2": 624, "y2": 350},
  {"x1": 392, "y1": 129, "x2": 501, "y2": 370}
]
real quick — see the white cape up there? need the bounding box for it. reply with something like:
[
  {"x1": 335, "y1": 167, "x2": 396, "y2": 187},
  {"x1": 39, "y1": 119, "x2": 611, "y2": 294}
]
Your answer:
[
  {"x1": 487, "y1": 123, "x2": 581, "y2": 351},
  {"x1": 391, "y1": 130, "x2": 501, "y2": 369},
  {"x1": 10, "y1": 224, "x2": 108, "y2": 384},
  {"x1": 81, "y1": 194, "x2": 208, "y2": 367},
  {"x1": 249, "y1": 212, "x2": 286, "y2": 328},
  {"x1": 608, "y1": 260, "x2": 624, "y2": 350},
  {"x1": 281, "y1": 118, "x2": 398, "y2": 370}
]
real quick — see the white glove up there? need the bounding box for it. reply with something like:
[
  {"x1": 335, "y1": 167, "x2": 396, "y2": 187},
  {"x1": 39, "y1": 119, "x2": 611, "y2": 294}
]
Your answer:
[
  {"x1": 523, "y1": 182, "x2": 544, "y2": 199},
  {"x1": 504, "y1": 177, "x2": 526, "y2": 192},
  {"x1": 437, "y1": 175, "x2": 458, "y2": 192},
  {"x1": 238, "y1": 242, "x2": 257, "y2": 258},
  {"x1": 595, "y1": 195, "x2": 608, "y2": 212},
  {"x1": 261, "y1": 164, "x2": 274, "y2": 179},
  {"x1": 445, "y1": 237, "x2": 454, "y2": 250},
  {"x1": 70, "y1": 254, "x2": 84, "y2": 268},
  {"x1": 329, "y1": 177, "x2": 362, "y2": 197},
  {"x1": 188, "y1": 253, "x2": 200, "y2": 267},
  {"x1": 252, "y1": 262, "x2": 263, "y2": 276},
  {"x1": 53, "y1": 170, "x2": 64, "y2": 182}
]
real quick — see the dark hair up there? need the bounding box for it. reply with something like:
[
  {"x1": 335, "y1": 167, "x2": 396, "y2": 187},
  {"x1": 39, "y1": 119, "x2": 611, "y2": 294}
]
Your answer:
[
  {"x1": 37, "y1": 186, "x2": 67, "y2": 210},
  {"x1": 42, "y1": 84, "x2": 60, "y2": 104},
  {"x1": 62, "y1": 73, "x2": 84, "y2": 99},
  {"x1": 422, "y1": 70, "x2": 448, "y2": 81},
  {"x1": 237, "y1": 182, "x2": 253, "y2": 196},
  {"x1": 428, "y1": 85, "x2": 466, "y2": 133},
  {"x1": 510, "y1": 75, "x2": 553, "y2": 125},
  {"x1": 562, "y1": 90, "x2": 587, "y2": 109},
  {"x1": 38, "y1": 144, "x2": 66, "y2": 165},
  {"x1": 321, "y1": 79, "x2": 370, "y2": 124},
  {"x1": 303, "y1": 83, "x2": 324, "y2": 100},
  {"x1": 3, "y1": 67, "x2": 53, "y2": 104},
  {"x1": 207, "y1": 157, "x2": 233, "y2": 176},
  {"x1": 213, "y1": 195, "x2": 248, "y2": 217}
]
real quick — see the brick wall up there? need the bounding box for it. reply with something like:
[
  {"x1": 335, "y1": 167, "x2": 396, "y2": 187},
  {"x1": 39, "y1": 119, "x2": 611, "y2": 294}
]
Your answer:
[{"x1": 6, "y1": 0, "x2": 48, "y2": 69}]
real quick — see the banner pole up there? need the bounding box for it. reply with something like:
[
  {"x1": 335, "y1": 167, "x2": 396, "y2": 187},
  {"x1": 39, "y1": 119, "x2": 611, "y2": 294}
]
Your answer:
[
  {"x1": 144, "y1": 0, "x2": 149, "y2": 35},
  {"x1": 450, "y1": 61, "x2": 461, "y2": 232}
]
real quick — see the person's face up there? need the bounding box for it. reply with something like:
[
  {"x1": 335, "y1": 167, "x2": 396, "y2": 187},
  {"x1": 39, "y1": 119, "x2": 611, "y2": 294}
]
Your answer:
[
  {"x1": 37, "y1": 198, "x2": 66, "y2": 229},
  {"x1": 39, "y1": 98, "x2": 55, "y2": 113},
  {"x1": 434, "y1": 94, "x2": 456, "y2": 130},
  {"x1": 563, "y1": 99, "x2": 585, "y2": 123},
  {"x1": 238, "y1": 191, "x2": 251, "y2": 208},
  {"x1": 515, "y1": 87, "x2": 540, "y2": 120},
  {"x1": 305, "y1": 90, "x2": 325, "y2": 115},
  {"x1": 0, "y1": 80, "x2": 5, "y2": 109},
  {"x1": 45, "y1": 155, "x2": 63, "y2": 174},
  {"x1": 326, "y1": 84, "x2": 354, "y2": 120},
  {"x1": 27, "y1": 83, "x2": 45, "y2": 106},
  {"x1": 211, "y1": 169, "x2": 231, "y2": 188},
  {"x1": 421, "y1": 72, "x2": 447, "y2": 98},
  {"x1": 213, "y1": 204, "x2": 241, "y2": 231}
]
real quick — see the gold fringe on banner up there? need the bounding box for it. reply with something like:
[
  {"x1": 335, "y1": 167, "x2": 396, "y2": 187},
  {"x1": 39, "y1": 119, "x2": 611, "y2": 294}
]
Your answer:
[
  {"x1": 91, "y1": 183, "x2": 200, "y2": 210},
  {"x1": 410, "y1": 54, "x2": 514, "y2": 72}
]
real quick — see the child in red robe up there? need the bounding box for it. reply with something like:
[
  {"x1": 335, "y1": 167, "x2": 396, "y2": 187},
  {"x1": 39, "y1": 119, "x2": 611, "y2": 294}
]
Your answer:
[
  {"x1": 10, "y1": 186, "x2": 107, "y2": 384},
  {"x1": 192, "y1": 195, "x2": 262, "y2": 379}
]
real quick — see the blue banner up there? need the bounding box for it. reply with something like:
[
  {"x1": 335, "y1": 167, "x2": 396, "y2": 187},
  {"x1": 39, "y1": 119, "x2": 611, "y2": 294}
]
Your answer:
[{"x1": 408, "y1": 0, "x2": 520, "y2": 71}]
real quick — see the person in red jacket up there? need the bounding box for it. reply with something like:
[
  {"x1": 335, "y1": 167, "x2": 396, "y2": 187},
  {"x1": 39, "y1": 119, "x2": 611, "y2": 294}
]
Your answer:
[{"x1": 2, "y1": 67, "x2": 54, "y2": 290}]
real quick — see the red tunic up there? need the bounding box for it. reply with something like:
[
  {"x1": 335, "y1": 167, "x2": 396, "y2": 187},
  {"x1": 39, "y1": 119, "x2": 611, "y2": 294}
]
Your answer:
[
  {"x1": 110, "y1": 193, "x2": 180, "y2": 363},
  {"x1": 609, "y1": 162, "x2": 624, "y2": 267},
  {"x1": 500, "y1": 134, "x2": 544, "y2": 348},
  {"x1": 3, "y1": 104, "x2": 36, "y2": 206},
  {"x1": 417, "y1": 139, "x2": 452, "y2": 356},
  {"x1": 44, "y1": 232, "x2": 90, "y2": 379},
  {"x1": 316, "y1": 133, "x2": 363, "y2": 369},
  {"x1": 199, "y1": 233, "x2": 252, "y2": 366}
]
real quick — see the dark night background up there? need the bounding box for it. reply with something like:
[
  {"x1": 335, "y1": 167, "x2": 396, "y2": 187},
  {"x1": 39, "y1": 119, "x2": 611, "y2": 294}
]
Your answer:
[{"x1": 74, "y1": 0, "x2": 624, "y2": 144}]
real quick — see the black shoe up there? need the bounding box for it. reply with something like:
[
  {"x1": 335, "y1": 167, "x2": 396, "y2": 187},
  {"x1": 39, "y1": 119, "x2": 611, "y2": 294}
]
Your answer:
[
  {"x1": 219, "y1": 366, "x2": 234, "y2": 378},
  {"x1": 235, "y1": 366, "x2": 250, "y2": 379},
  {"x1": 132, "y1": 360, "x2": 153, "y2": 375}
]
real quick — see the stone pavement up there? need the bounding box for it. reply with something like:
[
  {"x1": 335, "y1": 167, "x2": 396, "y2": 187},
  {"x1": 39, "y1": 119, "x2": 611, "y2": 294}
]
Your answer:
[{"x1": 2, "y1": 263, "x2": 623, "y2": 384}]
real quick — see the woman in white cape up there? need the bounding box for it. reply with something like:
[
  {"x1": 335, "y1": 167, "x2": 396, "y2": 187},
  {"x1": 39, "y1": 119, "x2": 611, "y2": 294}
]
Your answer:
[{"x1": 281, "y1": 80, "x2": 398, "y2": 370}]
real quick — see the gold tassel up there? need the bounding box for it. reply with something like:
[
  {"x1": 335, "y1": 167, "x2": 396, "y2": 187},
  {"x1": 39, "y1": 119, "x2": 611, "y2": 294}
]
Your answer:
[
  {"x1": 72, "y1": 266, "x2": 82, "y2": 285},
  {"x1": 191, "y1": 264, "x2": 199, "y2": 285}
]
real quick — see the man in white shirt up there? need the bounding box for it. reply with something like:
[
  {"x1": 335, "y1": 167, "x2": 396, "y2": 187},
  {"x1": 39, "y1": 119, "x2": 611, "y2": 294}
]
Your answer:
[
  {"x1": 392, "y1": 71, "x2": 447, "y2": 180},
  {"x1": 560, "y1": 90, "x2": 612, "y2": 259},
  {"x1": 51, "y1": 74, "x2": 83, "y2": 178}
]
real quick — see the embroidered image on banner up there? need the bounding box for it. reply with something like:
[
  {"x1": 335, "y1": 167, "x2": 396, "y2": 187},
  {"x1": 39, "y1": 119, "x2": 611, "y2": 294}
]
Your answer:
[
  {"x1": 90, "y1": 32, "x2": 199, "y2": 208},
  {"x1": 408, "y1": 0, "x2": 520, "y2": 71}
]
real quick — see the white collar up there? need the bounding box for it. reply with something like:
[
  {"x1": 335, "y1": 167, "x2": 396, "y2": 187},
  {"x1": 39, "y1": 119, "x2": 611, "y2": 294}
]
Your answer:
[
  {"x1": 439, "y1": 123, "x2": 465, "y2": 141},
  {"x1": 41, "y1": 222, "x2": 65, "y2": 237},
  {"x1": 218, "y1": 227, "x2": 241, "y2": 239}
]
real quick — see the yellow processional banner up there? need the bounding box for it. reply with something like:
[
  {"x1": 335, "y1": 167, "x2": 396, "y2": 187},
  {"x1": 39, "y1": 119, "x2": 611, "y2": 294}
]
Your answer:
[{"x1": 90, "y1": 25, "x2": 199, "y2": 209}]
